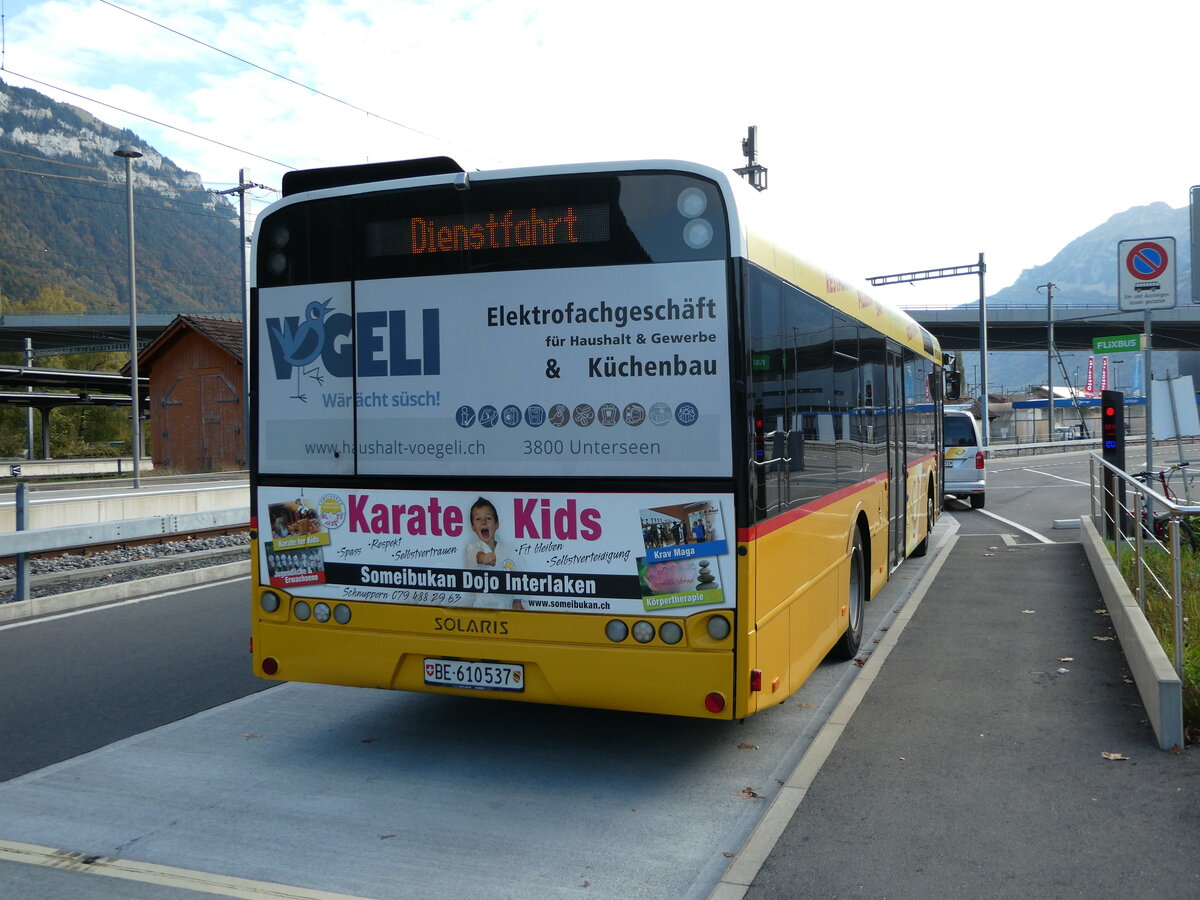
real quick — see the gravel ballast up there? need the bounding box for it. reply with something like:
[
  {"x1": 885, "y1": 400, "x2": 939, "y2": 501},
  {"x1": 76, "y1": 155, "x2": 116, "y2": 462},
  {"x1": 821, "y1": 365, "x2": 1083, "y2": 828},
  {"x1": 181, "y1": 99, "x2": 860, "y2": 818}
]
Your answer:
[{"x1": 1, "y1": 533, "x2": 250, "y2": 603}]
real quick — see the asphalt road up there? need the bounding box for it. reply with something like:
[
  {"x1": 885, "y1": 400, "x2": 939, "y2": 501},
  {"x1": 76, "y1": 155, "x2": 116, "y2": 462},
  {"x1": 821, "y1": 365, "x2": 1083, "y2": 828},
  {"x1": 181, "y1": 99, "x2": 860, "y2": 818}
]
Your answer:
[
  {"x1": 946, "y1": 449, "x2": 1095, "y2": 542},
  {"x1": 0, "y1": 575, "x2": 268, "y2": 782}
]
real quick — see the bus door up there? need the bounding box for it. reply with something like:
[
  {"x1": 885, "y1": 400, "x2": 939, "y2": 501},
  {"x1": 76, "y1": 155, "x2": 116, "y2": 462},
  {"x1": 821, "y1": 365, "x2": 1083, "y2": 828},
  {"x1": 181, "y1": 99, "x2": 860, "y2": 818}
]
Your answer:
[{"x1": 886, "y1": 345, "x2": 907, "y2": 568}]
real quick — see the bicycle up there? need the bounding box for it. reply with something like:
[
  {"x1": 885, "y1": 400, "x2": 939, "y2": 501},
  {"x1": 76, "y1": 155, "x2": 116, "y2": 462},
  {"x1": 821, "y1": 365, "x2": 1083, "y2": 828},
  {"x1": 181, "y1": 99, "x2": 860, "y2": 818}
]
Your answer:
[{"x1": 1130, "y1": 462, "x2": 1199, "y2": 553}]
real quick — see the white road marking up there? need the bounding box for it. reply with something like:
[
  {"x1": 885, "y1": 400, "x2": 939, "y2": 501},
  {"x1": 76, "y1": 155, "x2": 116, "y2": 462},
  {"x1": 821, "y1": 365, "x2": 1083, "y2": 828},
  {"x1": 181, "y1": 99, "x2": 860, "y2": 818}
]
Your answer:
[
  {"x1": 1022, "y1": 468, "x2": 1090, "y2": 486},
  {"x1": 974, "y1": 508, "x2": 1053, "y2": 544}
]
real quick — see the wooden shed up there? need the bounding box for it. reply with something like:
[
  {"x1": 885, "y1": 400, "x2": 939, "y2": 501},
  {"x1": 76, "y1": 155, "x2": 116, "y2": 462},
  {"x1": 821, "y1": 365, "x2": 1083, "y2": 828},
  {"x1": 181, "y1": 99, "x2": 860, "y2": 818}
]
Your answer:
[{"x1": 136, "y1": 314, "x2": 245, "y2": 472}]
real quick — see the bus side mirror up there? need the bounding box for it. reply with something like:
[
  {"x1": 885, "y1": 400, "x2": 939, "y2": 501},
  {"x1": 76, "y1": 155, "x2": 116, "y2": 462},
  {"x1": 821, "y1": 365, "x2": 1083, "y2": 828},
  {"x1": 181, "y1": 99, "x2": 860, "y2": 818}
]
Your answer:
[{"x1": 945, "y1": 371, "x2": 962, "y2": 402}]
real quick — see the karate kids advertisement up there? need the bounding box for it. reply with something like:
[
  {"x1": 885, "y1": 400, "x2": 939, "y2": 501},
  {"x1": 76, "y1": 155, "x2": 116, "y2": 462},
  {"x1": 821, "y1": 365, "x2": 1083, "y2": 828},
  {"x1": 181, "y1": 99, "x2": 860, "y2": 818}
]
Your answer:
[{"x1": 257, "y1": 487, "x2": 734, "y2": 616}]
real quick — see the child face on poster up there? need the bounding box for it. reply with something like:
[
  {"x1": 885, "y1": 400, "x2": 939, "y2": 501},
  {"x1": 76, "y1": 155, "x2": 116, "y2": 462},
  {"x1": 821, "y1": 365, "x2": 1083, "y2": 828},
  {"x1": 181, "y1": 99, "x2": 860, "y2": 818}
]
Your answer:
[
  {"x1": 470, "y1": 499, "x2": 501, "y2": 566},
  {"x1": 471, "y1": 500, "x2": 500, "y2": 546}
]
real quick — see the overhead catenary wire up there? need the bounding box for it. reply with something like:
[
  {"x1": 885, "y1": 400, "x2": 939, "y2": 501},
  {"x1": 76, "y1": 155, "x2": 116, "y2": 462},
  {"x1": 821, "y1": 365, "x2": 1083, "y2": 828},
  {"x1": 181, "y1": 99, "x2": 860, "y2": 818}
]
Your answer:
[{"x1": 96, "y1": 0, "x2": 483, "y2": 158}]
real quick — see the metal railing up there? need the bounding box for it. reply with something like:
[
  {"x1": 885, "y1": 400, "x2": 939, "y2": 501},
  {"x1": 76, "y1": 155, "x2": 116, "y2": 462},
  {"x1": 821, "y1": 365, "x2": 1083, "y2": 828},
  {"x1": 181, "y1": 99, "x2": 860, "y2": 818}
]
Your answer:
[
  {"x1": 1088, "y1": 453, "x2": 1197, "y2": 679},
  {"x1": 6, "y1": 480, "x2": 249, "y2": 605}
]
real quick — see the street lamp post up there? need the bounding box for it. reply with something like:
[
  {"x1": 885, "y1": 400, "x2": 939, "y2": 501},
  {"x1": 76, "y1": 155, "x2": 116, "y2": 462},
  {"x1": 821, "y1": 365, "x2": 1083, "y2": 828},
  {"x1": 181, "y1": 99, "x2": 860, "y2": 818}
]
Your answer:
[{"x1": 114, "y1": 144, "x2": 143, "y2": 488}]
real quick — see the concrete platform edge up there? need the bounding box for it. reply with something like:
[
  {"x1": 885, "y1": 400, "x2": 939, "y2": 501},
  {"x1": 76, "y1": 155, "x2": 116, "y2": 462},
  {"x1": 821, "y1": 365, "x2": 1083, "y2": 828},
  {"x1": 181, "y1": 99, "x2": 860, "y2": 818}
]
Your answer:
[
  {"x1": 711, "y1": 519, "x2": 961, "y2": 899},
  {"x1": 1079, "y1": 516, "x2": 1184, "y2": 752},
  {"x1": 0, "y1": 561, "x2": 250, "y2": 624}
]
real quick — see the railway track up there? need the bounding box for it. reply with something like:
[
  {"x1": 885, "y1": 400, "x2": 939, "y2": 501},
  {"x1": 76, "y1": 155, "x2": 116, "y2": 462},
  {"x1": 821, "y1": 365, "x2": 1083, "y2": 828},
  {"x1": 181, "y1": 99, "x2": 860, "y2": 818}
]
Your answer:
[{"x1": 0, "y1": 529, "x2": 249, "y2": 604}]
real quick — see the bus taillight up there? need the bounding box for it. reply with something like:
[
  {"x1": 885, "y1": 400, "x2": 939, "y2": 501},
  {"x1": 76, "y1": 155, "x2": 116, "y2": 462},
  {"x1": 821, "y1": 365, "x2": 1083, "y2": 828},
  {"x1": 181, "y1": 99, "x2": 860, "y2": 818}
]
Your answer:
[
  {"x1": 704, "y1": 692, "x2": 726, "y2": 713},
  {"x1": 262, "y1": 657, "x2": 280, "y2": 676}
]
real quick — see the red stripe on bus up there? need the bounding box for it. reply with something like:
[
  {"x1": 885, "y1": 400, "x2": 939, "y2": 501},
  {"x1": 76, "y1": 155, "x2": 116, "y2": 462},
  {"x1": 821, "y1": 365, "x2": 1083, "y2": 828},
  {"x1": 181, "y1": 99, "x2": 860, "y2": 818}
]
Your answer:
[{"x1": 737, "y1": 471, "x2": 889, "y2": 542}]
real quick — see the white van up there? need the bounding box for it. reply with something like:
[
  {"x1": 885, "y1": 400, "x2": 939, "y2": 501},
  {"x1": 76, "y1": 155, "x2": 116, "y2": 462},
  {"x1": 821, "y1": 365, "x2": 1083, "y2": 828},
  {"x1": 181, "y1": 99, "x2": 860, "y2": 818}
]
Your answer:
[{"x1": 943, "y1": 409, "x2": 985, "y2": 508}]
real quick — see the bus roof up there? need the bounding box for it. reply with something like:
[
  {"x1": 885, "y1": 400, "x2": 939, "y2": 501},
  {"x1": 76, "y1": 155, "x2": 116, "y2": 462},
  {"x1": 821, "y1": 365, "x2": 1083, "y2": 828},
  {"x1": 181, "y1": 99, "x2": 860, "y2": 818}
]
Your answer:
[{"x1": 266, "y1": 157, "x2": 941, "y2": 363}]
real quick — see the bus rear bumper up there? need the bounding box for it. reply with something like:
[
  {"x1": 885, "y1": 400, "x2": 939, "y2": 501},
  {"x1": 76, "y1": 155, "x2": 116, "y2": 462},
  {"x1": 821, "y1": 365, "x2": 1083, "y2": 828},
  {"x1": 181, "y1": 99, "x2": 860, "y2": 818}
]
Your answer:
[{"x1": 253, "y1": 621, "x2": 737, "y2": 719}]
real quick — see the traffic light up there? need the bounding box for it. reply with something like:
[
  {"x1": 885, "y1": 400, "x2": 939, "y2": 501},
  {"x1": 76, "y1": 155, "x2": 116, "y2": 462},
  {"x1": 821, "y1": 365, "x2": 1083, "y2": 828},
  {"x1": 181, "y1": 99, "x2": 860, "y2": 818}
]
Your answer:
[
  {"x1": 1100, "y1": 390, "x2": 1124, "y2": 468},
  {"x1": 753, "y1": 400, "x2": 766, "y2": 462}
]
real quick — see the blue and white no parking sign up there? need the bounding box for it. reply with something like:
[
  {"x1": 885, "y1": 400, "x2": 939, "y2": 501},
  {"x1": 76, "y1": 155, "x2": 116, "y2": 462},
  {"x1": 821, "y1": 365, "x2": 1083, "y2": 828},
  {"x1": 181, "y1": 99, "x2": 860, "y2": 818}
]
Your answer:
[{"x1": 1118, "y1": 236, "x2": 1176, "y2": 311}]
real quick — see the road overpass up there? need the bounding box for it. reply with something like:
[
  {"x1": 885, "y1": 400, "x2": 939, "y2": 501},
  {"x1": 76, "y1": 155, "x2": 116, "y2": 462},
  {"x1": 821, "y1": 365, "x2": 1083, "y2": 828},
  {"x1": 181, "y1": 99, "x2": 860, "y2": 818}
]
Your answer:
[
  {"x1": 906, "y1": 303, "x2": 1200, "y2": 351},
  {"x1": 4, "y1": 305, "x2": 1200, "y2": 356},
  {"x1": 0, "y1": 314, "x2": 216, "y2": 355}
]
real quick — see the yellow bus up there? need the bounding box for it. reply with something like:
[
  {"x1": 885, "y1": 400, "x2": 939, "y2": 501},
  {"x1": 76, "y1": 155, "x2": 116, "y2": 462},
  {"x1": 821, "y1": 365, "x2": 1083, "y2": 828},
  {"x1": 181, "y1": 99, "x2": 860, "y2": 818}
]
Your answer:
[{"x1": 250, "y1": 157, "x2": 943, "y2": 719}]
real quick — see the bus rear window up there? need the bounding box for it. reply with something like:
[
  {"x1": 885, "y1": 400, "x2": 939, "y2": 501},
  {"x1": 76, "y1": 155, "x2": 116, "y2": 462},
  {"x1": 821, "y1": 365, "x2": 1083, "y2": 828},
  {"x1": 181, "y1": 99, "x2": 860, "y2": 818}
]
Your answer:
[{"x1": 257, "y1": 172, "x2": 728, "y2": 287}]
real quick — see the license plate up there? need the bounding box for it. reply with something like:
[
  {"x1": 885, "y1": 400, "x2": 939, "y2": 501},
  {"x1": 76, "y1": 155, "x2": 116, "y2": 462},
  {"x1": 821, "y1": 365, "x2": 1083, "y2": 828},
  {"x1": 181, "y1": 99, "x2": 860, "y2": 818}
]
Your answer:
[{"x1": 424, "y1": 658, "x2": 524, "y2": 692}]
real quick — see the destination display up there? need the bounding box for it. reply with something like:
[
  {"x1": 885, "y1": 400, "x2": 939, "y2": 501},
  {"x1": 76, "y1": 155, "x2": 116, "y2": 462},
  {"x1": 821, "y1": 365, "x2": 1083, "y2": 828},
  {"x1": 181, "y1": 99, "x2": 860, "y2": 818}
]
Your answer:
[{"x1": 395, "y1": 204, "x2": 610, "y2": 255}]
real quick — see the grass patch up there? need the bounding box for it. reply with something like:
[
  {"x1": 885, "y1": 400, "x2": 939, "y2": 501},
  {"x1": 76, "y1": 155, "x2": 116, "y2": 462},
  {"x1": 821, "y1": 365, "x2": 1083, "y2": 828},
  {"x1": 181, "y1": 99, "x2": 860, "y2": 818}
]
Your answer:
[{"x1": 1117, "y1": 545, "x2": 1200, "y2": 731}]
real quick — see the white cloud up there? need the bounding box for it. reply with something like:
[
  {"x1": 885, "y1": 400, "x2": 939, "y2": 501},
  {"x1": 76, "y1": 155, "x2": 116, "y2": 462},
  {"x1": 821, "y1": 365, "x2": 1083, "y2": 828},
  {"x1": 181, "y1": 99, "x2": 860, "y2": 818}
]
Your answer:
[{"x1": 2, "y1": 0, "x2": 1198, "y2": 298}]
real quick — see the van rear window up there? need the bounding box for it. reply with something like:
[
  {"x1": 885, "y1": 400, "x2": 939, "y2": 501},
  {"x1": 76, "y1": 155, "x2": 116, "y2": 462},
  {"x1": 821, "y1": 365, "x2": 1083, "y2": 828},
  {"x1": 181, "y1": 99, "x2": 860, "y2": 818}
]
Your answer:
[{"x1": 944, "y1": 416, "x2": 977, "y2": 447}]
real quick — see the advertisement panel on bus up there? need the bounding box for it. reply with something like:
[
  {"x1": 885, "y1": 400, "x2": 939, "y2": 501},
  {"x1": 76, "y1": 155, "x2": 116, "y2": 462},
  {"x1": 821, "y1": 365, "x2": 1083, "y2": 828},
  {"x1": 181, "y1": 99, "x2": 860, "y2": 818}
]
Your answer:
[
  {"x1": 258, "y1": 487, "x2": 735, "y2": 617},
  {"x1": 256, "y1": 260, "x2": 732, "y2": 478}
]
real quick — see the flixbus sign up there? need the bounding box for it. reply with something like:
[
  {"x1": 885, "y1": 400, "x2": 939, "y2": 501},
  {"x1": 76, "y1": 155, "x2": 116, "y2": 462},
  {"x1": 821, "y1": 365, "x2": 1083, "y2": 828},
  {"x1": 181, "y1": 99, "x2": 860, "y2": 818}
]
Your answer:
[{"x1": 1093, "y1": 334, "x2": 1144, "y2": 354}]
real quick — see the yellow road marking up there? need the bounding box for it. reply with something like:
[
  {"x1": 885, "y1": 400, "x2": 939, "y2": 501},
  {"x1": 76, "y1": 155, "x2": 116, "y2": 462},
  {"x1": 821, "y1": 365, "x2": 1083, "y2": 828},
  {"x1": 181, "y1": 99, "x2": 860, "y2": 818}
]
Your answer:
[{"x1": 0, "y1": 839, "x2": 375, "y2": 900}]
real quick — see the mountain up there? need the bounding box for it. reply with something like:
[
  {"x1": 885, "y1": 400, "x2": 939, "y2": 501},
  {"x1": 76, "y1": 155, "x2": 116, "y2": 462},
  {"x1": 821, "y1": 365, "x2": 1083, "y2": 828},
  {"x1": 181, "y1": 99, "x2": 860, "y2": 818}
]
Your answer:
[
  {"x1": 989, "y1": 202, "x2": 1193, "y2": 308},
  {"x1": 0, "y1": 79, "x2": 241, "y2": 314}
]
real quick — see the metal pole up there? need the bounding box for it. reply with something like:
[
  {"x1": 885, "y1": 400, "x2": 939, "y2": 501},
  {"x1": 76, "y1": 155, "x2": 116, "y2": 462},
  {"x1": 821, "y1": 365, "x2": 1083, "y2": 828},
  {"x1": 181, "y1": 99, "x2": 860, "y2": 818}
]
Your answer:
[
  {"x1": 1144, "y1": 310, "x2": 1153, "y2": 474},
  {"x1": 1133, "y1": 491, "x2": 1144, "y2": 609},
  {"x1": 1089, "y1": 454, "x2": 1096, "y2": 527},
  {"x1": 238, "y1": 168, "x2": 251, "y2": 469},
  {"x1": 115, "y1": 145, "x2": 144, "y2": 488},
  {"x1": 978, "y1": 252, "x2": 989, "y2": 447},
  {"x1": 24, "y1": 337, "x2": 33, "y2": 459},
  {"x1": 1170, "y1": 516, "x2": 1183, "y2": 676},
  {"x1": 1166, "y1": 373, "x2": 1188, "y2": 494},
  {"x1": 15, "y1": 482, "x2": 30, "y2": 605},
  {"x1": 1045, "y1": 282, "x2": 1054, "y2": 437}
]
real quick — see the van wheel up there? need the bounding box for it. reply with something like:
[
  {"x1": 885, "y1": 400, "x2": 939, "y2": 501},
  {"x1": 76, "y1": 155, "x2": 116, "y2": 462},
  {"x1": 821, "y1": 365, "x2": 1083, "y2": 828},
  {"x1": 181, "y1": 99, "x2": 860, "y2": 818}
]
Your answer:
[
  {"x1": 970, "y1": 493, "x2": 986, "y2": 509},
  {"x1": 832, "y1": 531, "x2": 865, "y2": 659}
]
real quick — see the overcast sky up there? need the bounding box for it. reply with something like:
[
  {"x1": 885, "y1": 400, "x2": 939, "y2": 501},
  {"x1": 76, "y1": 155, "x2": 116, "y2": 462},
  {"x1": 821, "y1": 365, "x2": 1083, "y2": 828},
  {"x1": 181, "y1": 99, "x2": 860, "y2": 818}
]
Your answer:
[{"x1": 2, "y1": 0, "x2": 1197, "y2": 306}]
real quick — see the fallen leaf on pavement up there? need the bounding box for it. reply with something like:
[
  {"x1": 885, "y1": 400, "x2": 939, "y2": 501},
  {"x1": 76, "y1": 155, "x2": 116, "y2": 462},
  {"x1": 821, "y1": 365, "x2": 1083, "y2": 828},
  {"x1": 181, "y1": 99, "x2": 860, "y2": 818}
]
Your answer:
[
  {"x1": 738, "y1": 742, "x2": 759, "y2": 750},
  {"x1": 1101, "y1": 752, "x2": 1129, "y2": 761},
  {"x1": 1059, "y1": 657, "x2": 1074, "y2": 662},
  {"x1": 734, "y1": 787, "x2": 764, "y2": 799},
  {"x1": 1022, "y1": 610, "x2": 1036, "y2": 614},
  {"x1": 1093, "y1": 636, "x2": 1115, "y2": 641}
]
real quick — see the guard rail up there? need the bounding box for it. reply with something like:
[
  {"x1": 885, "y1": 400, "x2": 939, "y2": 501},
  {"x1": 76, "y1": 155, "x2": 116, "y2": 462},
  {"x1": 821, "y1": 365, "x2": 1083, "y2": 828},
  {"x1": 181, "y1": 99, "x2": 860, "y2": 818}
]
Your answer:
[
  {"x1": 6, "y1": 504, "x2": 250, "y2": 605},
  {"x1": 1087, "y1": 452, "x2": 1195, "y2": 750}
]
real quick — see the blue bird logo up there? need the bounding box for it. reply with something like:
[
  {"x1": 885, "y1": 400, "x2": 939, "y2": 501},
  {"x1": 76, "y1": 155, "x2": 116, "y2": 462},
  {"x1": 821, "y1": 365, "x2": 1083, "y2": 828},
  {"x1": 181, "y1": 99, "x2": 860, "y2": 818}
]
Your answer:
[{"x1": 268, "y1": 298, "x2": 332, "y2": 402}]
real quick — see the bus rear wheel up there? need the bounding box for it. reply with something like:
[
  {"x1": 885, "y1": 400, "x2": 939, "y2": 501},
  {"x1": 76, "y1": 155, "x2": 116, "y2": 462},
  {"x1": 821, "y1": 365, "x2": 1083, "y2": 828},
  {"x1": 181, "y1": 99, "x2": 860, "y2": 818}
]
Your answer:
[
  {"x1": 911, "y1": 490, "x2": 934, "y2": 558},
  {"x1": 832, "y1": 531, "x2": 865, "y2": 659}
]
